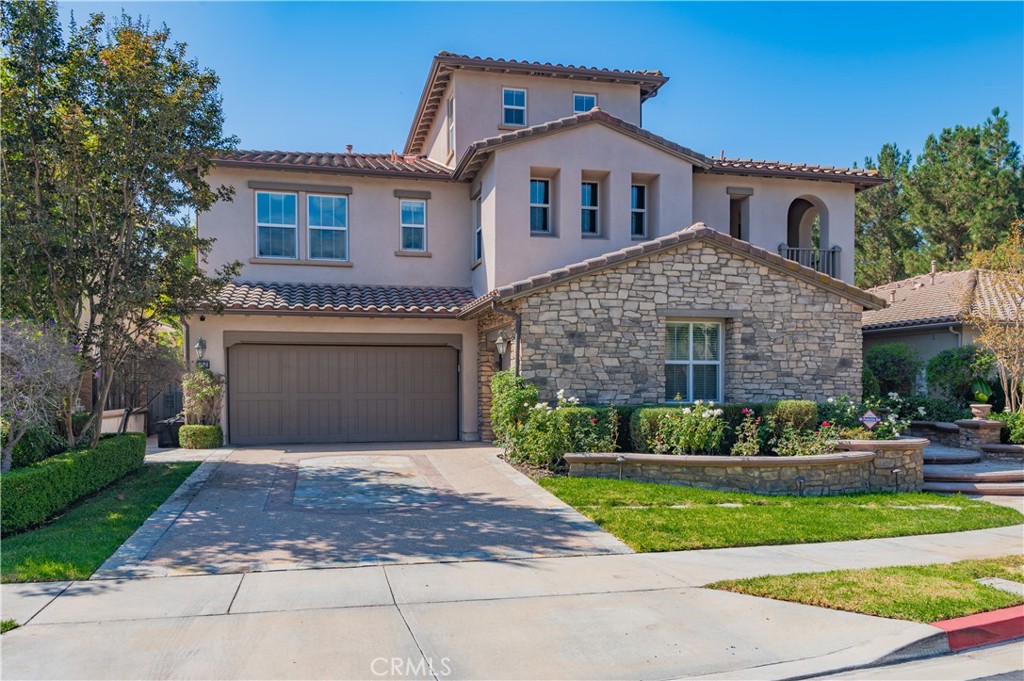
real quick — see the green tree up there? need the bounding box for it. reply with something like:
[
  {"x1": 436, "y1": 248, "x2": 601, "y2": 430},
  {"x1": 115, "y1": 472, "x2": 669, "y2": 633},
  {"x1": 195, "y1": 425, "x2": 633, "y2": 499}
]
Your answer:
[
  {"x1": 906, "y1": 107, "x2": 1024, "y2": 268},
  {"x1": 1, "y1": 2, "x2": 241, "y2": 447},
  {"x1": 854, "y1": 143, "x2": 918, "y2": 288}
]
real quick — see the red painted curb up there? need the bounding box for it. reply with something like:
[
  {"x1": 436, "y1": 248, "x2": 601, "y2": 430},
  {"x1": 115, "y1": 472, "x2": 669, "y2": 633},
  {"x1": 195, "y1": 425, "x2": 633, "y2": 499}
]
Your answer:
[{"x1": 932, "y1": 605, "x2": 1024, "y2": 651}]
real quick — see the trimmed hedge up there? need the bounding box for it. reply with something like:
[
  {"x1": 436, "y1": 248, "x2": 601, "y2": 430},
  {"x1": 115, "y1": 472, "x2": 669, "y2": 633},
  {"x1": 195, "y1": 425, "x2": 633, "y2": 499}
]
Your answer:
[
  {"x1": 990, "y1": 411, "x2": 1024, "y2": 445},
  {"x1": 1, "y1": 433, "x2": 146, "y2": 536},
  {"x1": 1, "y1": 423, "x2": 64, "y2": 469},
  {"x1": 179, "y1": 425, "x2": 223, "y2": 449}
]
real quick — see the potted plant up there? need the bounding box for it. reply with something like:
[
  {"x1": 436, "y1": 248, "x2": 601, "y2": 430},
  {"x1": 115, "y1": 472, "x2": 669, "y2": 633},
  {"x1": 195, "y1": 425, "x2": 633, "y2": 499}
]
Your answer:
[{"x1": 970, "y1": 379, "x2": 993, "y2": 419}]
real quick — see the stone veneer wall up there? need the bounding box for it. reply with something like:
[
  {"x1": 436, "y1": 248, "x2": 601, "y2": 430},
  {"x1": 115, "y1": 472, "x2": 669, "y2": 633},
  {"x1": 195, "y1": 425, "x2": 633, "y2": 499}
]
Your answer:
[
  {"x1": 908, "y1": 420, "x2": 1003, "y2": 451},
  {"x1": 566, "y1": 438, "x2": 926, "y2": 495},
  {"x1": 513, "y1": 241, "x2": 864, "y2": 406},
  {"x1": 475, "y1": 308, "x2": 519, "y2": 442}
]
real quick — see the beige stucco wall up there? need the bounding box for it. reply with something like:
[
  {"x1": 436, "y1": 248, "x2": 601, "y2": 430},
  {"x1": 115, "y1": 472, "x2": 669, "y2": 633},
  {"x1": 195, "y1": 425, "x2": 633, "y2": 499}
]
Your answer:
[
  {"x1": 425, "y1": 71, "x2": 643, "y2": 166},
  {"x1": 484, "y1": 123, "x2": 694, "y2": 290},
  {"x1": 508, "y1": 239, "x2": 864, "y2": 406},
  {"x1": 186, "y1": 313, "x2": 480, "y2": 442},
  {"x1": 692, "y1": 173, "x2": 857, "y2": 284},
  {"x1": 200, "y1": 167, "x2": 474, "y2": 288}
]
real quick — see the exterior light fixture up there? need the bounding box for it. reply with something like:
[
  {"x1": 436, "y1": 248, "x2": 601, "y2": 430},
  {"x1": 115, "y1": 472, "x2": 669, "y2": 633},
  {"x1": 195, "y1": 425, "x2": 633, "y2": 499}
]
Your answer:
[
  {"x1": 495, "y1": 330, "x2": 508, "y2": 357},
  {"x1": 195, "y1": 337, "x2": 207, "y2": 361}
]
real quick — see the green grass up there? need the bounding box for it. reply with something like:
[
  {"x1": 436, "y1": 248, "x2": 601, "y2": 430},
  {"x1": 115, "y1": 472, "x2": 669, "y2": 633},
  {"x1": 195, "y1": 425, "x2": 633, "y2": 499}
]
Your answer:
[
  {"x1": 1, "y1": 619, "x2": 18, "y2": 634},
  {"x1": 1, "y1": 462, "x2": 199, "y2": 583},
  {"x1": 540, "y1": 477, "x2": 1023, "y2": 552},
  {"x1": 710, "y1": 555, "x2": 1024, "y2": 623}
]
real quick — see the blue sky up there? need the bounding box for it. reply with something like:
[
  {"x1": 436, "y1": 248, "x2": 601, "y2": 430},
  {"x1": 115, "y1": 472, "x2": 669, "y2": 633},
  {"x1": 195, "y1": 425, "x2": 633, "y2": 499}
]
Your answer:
[{"x1": 59, "y1": 2, "x2": 1023, "y2": 167}]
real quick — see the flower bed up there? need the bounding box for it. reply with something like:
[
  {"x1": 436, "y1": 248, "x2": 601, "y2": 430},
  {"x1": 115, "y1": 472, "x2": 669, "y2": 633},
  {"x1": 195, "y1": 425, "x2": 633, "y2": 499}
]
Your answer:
[{"x1": 565, "y1": 437, "x2": 928, "y2": 496}]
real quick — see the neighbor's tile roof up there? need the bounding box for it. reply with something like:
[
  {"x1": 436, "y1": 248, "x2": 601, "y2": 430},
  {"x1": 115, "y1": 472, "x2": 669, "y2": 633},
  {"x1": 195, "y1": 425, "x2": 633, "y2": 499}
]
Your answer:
[
  {"x1": 460, "y1": 224, "x2": 885, "y2": 317},
  {"x1": 703, "y1": 158, "x2": 886, "y2": 189},
  {"x1": 453, "y1": 109, "x2": 711, "y2": 181},
  {"x1": 213, "y1": 150, "x2": 453, "y2": 180},
  {"x1": 405, "y1": 51, "x2": 669, "y2": 155},
  {"x1": 863, "y1": 269, "x2": 1019, "y2": 330},
  {"x1": 218, "y1": 281, "x2": 476, "y2": 316}
]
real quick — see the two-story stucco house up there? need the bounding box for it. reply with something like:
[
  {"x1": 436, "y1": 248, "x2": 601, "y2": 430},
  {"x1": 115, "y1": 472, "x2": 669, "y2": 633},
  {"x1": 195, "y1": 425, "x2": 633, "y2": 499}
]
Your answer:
[{"x1": 189, "y1": 52, "x2": 886, "y2": 446}]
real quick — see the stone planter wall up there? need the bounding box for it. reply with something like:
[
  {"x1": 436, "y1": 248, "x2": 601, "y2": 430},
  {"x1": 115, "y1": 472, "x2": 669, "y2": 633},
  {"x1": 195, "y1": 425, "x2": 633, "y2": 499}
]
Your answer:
[
  {"x1": 908, "y1": 420, "x2": 1002, "y2": 452},
  {"x1": 565, "y1": 437, "x2": 927, "y2": 495}
]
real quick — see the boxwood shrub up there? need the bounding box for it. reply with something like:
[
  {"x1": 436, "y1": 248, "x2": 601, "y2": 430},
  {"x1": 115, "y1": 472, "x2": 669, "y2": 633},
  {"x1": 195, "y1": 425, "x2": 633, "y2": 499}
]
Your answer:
[
  {"x1": 178, "y1": 425, "x2": 223, "y2": 449},
  {"x1": 1, "y1": 433, "x2": 145, "y2": 535}
]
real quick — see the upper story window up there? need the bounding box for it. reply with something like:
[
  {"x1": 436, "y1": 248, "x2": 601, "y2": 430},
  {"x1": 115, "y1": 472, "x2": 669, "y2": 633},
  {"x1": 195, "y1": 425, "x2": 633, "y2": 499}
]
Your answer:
[
  {"x1": 581, "y1": 181, "x2": 599, "y2": 235},
  {"x1": 573, "y1": 93, "x2": 597, "y2": 114},
  {"x1": 631, "y1": 185, "x2": 647, "y2": 238},
  {"x1": 307, "y1": 194, "x2": 348, "y2": 261},
  {"x1": 474, "y1": 197, "x2": 483, "y2": 262},
  {"x1": 665, "y1": 322, "x2": 722, "y2": 403},
  {"x1": 400, "y1": 199, "x2": 427, "y2": 252},
  {"x1": 446, "y1": 97, "x2": 456, "y2": 156},
  {"x1": 530, "y1": 178, "x2": 551, "y2": 234},
  {"x1": 255, "y1": 191, "x2": 297, "y2": 258},
  {"x1": 502, "y1": 88, "x2": 527, "y2": 127}
]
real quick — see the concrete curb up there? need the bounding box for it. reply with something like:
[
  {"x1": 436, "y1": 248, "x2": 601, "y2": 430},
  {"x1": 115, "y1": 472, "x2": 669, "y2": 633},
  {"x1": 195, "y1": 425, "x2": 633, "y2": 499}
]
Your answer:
[{"x1": 933, "y1": 604, "x2": 1024, "y2": 651}]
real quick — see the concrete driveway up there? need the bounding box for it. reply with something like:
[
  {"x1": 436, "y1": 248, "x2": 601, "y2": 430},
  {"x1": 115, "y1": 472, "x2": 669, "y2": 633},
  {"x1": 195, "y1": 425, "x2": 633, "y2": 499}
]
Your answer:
[{"x1": 96, "y1": 443, "x2": 629, "y2": 578}]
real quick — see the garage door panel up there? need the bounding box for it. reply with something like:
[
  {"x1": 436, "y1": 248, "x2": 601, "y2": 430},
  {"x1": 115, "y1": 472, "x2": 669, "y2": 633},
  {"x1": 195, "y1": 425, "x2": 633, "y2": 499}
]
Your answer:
[{"x1": 229, "y1": 344, "x2": 458, "y2": 445}]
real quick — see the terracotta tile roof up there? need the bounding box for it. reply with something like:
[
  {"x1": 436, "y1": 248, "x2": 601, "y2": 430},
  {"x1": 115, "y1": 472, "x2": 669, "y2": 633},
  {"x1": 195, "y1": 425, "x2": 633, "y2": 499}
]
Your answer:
[
  {"x1": 217, "y1": 281, "x2": 475, "y2": 316},
  {"x1": 405, "y1": 51, "x2": 669, "y2": 155},
  {"x1": 453, "y1": 109, "x2": 711, "y2": 182},
  {"x1": 213, "y1": 150, "x2": 453, "y2": 180},
  {"x1": 863, "y1": 269, "x2": 1019, "y2": 330},
  {"x1": 703, "y1": 158, "x2": 886, "y2": 189},
  {"x1": 460, "y1": 224, "x2": 885, "y2": 318}
]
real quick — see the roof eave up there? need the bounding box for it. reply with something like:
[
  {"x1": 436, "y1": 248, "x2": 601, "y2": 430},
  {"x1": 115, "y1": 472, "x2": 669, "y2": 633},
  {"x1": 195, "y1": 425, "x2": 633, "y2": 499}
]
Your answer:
[
  {"x1": 212, "y1": 158, "x2": 455, "y2": 182},
  {"x1": 698, "y1": 166, "x2": 888, "y2": 189}
]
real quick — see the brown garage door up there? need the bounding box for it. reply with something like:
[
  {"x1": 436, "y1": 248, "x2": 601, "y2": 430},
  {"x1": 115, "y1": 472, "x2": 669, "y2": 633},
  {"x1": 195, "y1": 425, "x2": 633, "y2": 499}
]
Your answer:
[{"x1": 228, "y1": 344, "x2": 458, "y2": 445}]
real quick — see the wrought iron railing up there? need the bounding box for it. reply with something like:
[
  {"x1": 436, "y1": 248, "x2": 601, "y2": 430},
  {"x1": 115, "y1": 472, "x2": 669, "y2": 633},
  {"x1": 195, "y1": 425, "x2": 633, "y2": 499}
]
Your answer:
[{"x1": 778, "y1": 245, "x2": 841, "y2": 279}]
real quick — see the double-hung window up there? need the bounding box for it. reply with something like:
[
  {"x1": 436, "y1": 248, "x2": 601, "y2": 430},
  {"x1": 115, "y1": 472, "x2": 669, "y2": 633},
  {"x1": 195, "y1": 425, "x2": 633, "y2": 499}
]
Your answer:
[
  {"x1": 474, "y1": 197, "x2": 483, "y2": 261},
  {"x1": 307, "y1": 194, "x2": 348, "y2": 261},
  {"x1": 573, "y1": 93, "x2": 597, "y2": 114},
  {"x1": 580, "y1": 181, "x2": 599, "y2": 235},
  {"x1": 400, "y1": 199, "x2": 427, "y2": 251},
  {"x1": 631, "y1": 185, "x2": 647, "y2": 238},
  {"x1": 502, "y1": 88, "x2": 526, "y2": 126},
  {"x1": 665, "y1": 322, "x2": 722, "y2": 402},
  {"x1": 256, "y1": 191, "x2": 297, "y2": 258},
  {"x1": 446, "y1": 97, "x2": 456, "y2": 156},
  {"x1": 530, "y1": 179, "x2": 551, "y2": 234}
]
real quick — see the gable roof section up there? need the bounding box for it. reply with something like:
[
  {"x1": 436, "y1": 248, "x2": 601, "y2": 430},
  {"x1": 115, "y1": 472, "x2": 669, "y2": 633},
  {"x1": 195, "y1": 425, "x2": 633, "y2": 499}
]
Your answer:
[
  {"x1": 453, "y1": 109, "x2": 712, "y2": 182},
  {"x1": 460, "y1": 224, "x2": 885, "y2": 318},
  {"x1": 702, "y1": 158, "x2": 886, "y2": 190},
  {"x1": 863, "y1": 269, "x2": 1017, "y2": 331},
  {"x1": 216, "y1": 281, "x2": 475, "y2": 317},
  {"x1": 213, "y1": 150, "x2": 454, "y2": 181},
  {"x1": 404, "y1": 51, "x2": 670, "y2": 155}
]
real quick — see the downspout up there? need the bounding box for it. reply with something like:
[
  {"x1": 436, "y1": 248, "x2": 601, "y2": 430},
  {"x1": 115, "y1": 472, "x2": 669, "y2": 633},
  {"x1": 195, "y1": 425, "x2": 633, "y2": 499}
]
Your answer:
[
  {"x1": 490, "y1": 301, "x2": 522, "y2": 376},
  {"x1": 181, "y1": 317, "x2": 191, "y2": 365},
  {"x1": 948, "y1": 325, "x2": 962, "y2": 348}
]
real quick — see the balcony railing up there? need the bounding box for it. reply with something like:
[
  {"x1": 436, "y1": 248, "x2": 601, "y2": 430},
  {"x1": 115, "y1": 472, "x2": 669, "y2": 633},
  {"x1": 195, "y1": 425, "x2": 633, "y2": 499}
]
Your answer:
[{"x1": 778, "y1": 245, "x2": 841, "y2": 279}]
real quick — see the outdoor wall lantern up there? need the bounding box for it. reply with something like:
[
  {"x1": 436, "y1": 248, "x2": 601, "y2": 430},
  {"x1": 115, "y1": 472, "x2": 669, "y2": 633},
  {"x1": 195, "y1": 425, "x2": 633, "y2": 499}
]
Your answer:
[
  {"x1": 195, "y1": 337, "x2": 210, "y2": 369},
  {"x1": 494, "y1": 330, "x2": 509, "y2": 370}
]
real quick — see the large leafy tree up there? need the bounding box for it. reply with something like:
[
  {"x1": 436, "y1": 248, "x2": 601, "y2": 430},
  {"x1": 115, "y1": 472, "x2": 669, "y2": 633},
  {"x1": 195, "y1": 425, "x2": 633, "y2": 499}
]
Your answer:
[
  {"x1": 1, "y1": 2, "x2": 240, "y2": 447},
  {"x1": 906, "y1": 107, "x2": 1024, "y2": 267},
  {"x1": 854, "y1": 143, "x2": 918, "y2": 288}
]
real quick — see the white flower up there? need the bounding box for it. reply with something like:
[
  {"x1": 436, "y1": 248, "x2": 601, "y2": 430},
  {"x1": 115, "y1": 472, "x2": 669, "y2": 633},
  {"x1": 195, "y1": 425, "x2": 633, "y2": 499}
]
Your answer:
[
  {"x1": 682, "y1": 407, "x2": 692, "y2": 415},
  {"x1": 887, "y1": 392, "x2": 899, "y2": 400},
  {"x1": 533, "y1": 402, "x2": 547, "y2": 410},
  {"x1": 556, "y1": 389, "x2": 566, "y2": 400},
  {"x1": 702, "y1": 411, "x2": 712, "y2": 418},
  {"x1": 918, "y1": 406, "x2": 927, "y2": 416},
  {"x1": 827, "y1": 397, "x2": 835, "y2": 404},
  {"x1": 713, "y1": 409, "x2": 724, "y2": 417},
  {"x1": 568, "y1": 396, "x2": 580, "y2": 405},
  {"x1": 708, "y1": 401, "x2": 715, "y2": 407},
  {"x1": 694, "y1": 399, "x2": 704, "y2": 405}
]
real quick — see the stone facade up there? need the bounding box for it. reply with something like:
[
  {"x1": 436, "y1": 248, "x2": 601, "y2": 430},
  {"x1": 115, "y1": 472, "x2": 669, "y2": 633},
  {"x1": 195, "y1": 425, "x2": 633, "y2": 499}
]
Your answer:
[
  {"x1": 908, "y1": 420, "x2": 1003, "y2": 451},
  {"x1": 566, "y1": 438, "x2": 926, "y2": 496},
  {"x1": 475, "y1": 307, "x2": 519, "y2": 442},
  {"x1": 512, "y1": 241, "x2": 864, "y2": 406}
]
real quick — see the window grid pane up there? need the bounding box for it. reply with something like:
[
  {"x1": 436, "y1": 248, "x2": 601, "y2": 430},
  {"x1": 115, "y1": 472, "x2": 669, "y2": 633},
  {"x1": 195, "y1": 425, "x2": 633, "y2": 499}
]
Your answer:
[
  {"x1": 665, "y1": 365, "x2": 689, "y2": 402},
  {"x1": 631, "y1": 212, "x2": 646, "y2": 237},
  {"x1": 256, "y1": 192, "x2": 297, "y2": 227},
  {"x1": 309, "y1": 228, "x2": 348, "y2": 260},
  {"x1": 665, "y1": 322, "x2": 721, "y2": 402},
  {"x1": 530, "y1": 206, "x2": 549, "y2": 233},
  {"x1": 258, "y1": 226, "x2": 296, "y2": 258},
  {"x1": 402, "y1": 226, "x2": 425, "y2": 251},
  {"x1": 308, "y1": 195, "x2": 347, "y2": 228},
  {"x1": 573, "y1": 94, "x2": 596, "y2": 113}
]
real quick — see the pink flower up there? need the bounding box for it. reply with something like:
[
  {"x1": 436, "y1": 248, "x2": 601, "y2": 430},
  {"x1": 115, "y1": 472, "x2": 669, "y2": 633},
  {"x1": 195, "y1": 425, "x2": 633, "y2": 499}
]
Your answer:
[
  {"x1": 821, "y1": 421, "x2": 832, "y2": 428},
  {"x1": 741, "y1": 408, "x2": 752, "y2": 416},
  {"x1": 590, "y1": 417, "x2": 598, "y2": 424}
]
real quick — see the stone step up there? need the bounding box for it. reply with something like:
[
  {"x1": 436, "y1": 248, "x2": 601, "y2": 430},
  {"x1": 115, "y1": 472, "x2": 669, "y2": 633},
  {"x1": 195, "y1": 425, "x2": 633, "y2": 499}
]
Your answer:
[
  {"x1": 980, "y1": 444, "x2": 1024, "y2": 458},
  {"x1": 923, "y1": 449, "x2": 981, "y2": 465},
  {"x1": 923, "y1": 466, "x2": 1024, "y2": 483},
  {"x1": 923, "y1": 481, "x2": 1024, "y2": 496}
]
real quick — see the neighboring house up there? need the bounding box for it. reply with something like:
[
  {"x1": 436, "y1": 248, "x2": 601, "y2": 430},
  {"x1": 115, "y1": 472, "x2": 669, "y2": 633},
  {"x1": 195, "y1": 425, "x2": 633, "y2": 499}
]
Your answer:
[
  {"x1": 863, "y1": 268, "x2": 1013, "y2": 373},
  {"x1": 189, "y1": 51, "x2": 886, "y2": 446}
]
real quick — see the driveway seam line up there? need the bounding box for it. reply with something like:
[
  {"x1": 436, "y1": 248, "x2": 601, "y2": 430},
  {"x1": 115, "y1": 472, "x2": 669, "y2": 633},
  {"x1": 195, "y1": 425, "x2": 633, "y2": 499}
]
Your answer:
[
  {"x1": 384, "y1": 565, "x2": 439, "y2": 681},
  {"x1": 17, "y1": 581, "x2": 75, "y2": 627},
  {"x1": 225, "y1": 573, "x2": 246, "y2": 614}
]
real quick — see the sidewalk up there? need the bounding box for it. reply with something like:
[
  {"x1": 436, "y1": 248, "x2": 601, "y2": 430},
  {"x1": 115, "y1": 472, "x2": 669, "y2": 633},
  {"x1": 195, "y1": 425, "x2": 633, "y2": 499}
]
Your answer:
[{"x1": 3, "y1": 524, "x2": 1021, "y2": 680}]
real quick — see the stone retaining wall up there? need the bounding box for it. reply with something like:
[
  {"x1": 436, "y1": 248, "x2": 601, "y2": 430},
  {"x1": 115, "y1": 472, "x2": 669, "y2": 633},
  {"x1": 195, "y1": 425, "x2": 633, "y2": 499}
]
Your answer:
[
  {"x1": 908, "y1": 420, "x2": 1002, "y2": 452},
  {"x1": 565, "y1": 438, "x2": 927, "y2": 495}
]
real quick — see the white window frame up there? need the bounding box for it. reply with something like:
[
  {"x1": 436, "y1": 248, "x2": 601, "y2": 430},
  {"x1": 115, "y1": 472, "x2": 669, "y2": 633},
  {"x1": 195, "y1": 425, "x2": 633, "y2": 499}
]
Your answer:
[
  {"x1": 307, "y1": 194, "x2": 349, "y2": 261},
  {"x1": 474, "y1": 197, "x2": 483, "y2": 262},
  {"x1": 399, "y1": 198, "x2": 427, "y2": 252},
  {"x1": 581, "y1": 181, "x2": 599, "y2": 235},
  {"x1": 502, "y1": 87, "x2": 527, "y2": 127},
  {"x1": 631, "y1": 184, "x2": 647, "y2": 238},
  {"x1": 530, "y1": 178, "x2": 551, "y2": 234},
  {"x1": 255, "y1": 190, "x2": 298, "y2": 259},
  {"x1": 665, "y1": 321, "x2": 723, "y2": 403},
  {"x1": 573, "y1": 92, "x2": 597, "y2": 114},
  {"x1": 446, "y1": 96, "x2": 456, "y2": 156}
]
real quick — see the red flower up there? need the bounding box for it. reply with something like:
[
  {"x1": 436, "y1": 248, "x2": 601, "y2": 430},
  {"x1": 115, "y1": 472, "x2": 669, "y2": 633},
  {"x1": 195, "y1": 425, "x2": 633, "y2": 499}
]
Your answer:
[
  {"x1": 741, "y1": 408, "x2": 752, "y2": 416},
  {"x1": 821, "y1": 421, "x2": 832, "y2": 428},
  {"x1": 590, "y1": 417, "x2": 598, "y2": 424}
]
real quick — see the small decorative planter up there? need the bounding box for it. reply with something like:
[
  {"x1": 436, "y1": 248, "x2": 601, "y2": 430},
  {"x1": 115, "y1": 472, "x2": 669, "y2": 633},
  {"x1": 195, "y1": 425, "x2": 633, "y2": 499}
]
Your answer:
[{"x1": 970, "y1": 404, "x2": 993, "y2": 419}]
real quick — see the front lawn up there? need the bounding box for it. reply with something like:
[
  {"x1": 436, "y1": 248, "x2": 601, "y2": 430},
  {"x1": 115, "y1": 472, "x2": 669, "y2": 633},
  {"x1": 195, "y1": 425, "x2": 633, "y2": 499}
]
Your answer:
[
  {"x1": 1, "y1": 462, "x2": 199, "y2": 582},
  {"x1": 540, "y1": 477, "x2": 1023, "y2": 552},
  {"x1": 709, "y1": 555, "x2": 1024, "y2": 623}
]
